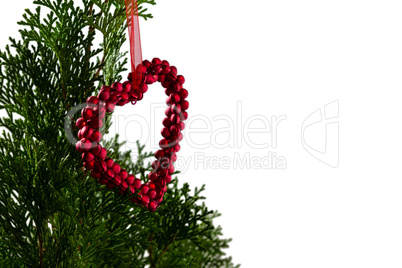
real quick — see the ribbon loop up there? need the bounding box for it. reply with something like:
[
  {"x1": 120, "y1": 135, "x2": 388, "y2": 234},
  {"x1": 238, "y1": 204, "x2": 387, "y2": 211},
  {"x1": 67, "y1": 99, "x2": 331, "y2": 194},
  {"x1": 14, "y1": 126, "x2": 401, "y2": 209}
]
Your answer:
[{"x1": 125, "y1": 0, "x2": 143, "y2": 89}]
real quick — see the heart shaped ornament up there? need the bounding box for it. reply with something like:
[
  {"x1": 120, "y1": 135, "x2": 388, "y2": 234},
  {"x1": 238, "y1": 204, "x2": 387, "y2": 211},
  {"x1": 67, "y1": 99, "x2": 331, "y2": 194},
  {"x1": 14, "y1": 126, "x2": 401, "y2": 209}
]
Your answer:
[{"x1": 75, "y1": 58, "x2": 189, "y2": 212}]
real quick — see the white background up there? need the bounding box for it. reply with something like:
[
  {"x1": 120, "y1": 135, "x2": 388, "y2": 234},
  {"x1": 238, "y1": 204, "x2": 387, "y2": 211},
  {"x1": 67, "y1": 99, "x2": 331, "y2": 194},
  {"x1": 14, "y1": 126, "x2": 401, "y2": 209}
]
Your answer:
[{"x1": 1, "y1": 1, "x2": 402, "y2": 267}]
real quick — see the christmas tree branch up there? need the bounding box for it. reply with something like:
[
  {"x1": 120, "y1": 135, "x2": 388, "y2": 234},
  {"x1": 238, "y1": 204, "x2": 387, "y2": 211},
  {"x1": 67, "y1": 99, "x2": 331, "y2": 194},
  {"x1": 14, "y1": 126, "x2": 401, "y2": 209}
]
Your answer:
[
  {"x1": 38, "y1": 229, "x2": 44, "y2": 267},
  {"x1": 148, "y1": 235, "x2": 155, "y2": 268}
]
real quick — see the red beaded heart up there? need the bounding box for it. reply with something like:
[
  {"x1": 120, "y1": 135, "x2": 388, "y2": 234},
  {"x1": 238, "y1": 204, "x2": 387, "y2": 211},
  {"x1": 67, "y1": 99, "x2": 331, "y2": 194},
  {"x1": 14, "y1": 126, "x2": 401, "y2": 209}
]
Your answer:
[{"x1": 75, "y1": 58, "x2": 188, "y2": 212}]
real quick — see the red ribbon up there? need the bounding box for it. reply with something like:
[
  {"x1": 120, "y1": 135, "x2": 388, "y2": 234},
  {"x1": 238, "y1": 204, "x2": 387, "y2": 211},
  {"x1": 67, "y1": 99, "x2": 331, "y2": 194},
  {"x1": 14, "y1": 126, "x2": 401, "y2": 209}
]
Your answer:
[{"x1": 125, "y1": 0, "x2": 143, "y2": 88}]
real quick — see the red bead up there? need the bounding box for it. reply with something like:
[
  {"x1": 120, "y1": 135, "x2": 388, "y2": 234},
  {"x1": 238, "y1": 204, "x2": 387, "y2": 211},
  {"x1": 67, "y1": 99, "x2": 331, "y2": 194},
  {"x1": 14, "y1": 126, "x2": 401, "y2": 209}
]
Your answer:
[
  {"x1": 76, "y1": 117, "x2": 86, "y2": 129},
  {"x1": 170, "y1": 125, "x2": 179, "y2": 136},
  {"x1": 106, "y1": 101, "x2": 115, "y2": 112},
  {"x1": 159, "y1": 139, "x2": 169, "y2": 149},
  {"x1": 170, "y1": 153, "x2": 177, "y2": 162},
  {"x1": 175, "y1": 144, "x2": 182, "y2": 152},
  {"x1": 99, "y1": 148, "x2": 107, "y2": 159},
  {"x1": 111, "y1": 82, "x2": 123, "y2": 92},
  {"x1": 81, "y1": 107, "x2": 94, "y2": 120},
  {"x1": 112, "y1": 163, "x2": 121, "y2": 174},
  {"x1": 105, "y1": 157, "x2": 114, "y2": 168},
  {"x1": 171, "y1": 104, "x2": 181, "y2": 114},
  {"x1": 98, "y1": 88, "x2": 111, "y2": 101},
  {"x1": 164, "y1": 148, "x2": 175, "y2": 155},
  {"x1": 151, "y1": 65, "x2": 162, "y2": 75},
  {"x1": 158, "y1": 168, "x2": 168, "y2": 177},
  {"x1": 148, "y1": 182, "x2": 156, "y2": 190},
  {"x1": 156, "y1": 190, "x2": 163, "y2": 198},
  {"x1": 98, "y1": 111, "x2": 106, "y2": 120},
  {"x1": 155, "y1": 178, "x2": 166, "y2": 189},
  {"x1": 148, "y1": 201, "x2": 158, "y2": 211},
  {"x1": 89, "y1": 116, "x2": 102, "y2": 129},
  {"x1": 114, "y1": 174, "x2": 121, "y2": 185},
  {"x1": 145, "y1": 73, "x2": 155, "y2": 84},
  {"x1": 172, "y1": 93, "x2": 180, "y2": 103},
  {"x1": 165, "y1": 107, "x2": 173, "y2": 117},
  {"x1": 162, "y1": 80, "x2": 170, "y2": 89},
  {"x1": 148, "y1": 190, "x2": 157, "y2": 199},
  {"x1": 91, "y1": 130, "x2": 102, "y2": 142},
  {"x1": 129, "y1": 185, "x2": 135, "y2": 194},
  {"x1": 120, "y1": 181, "x2": 128, "y2": 190},
  {"x1": 111, "y1": 94, "x2": 120, "y2": 104},
  {"x1": 126, "y1": 175, "x2": 135, "y2": 185},
  {"x1": 176, "y1": 75, "x2": 185, "y2": 85},
  {"x1": 182, "y1": 111, "x2": 188, "y2": 120},
  {"x1": 82, "y1": 152, "x2": 95, "y2": 163},
  {"x1": 165, "y1": 87, "x2": 173, "y2": 96},
  {"x1": 93, "y1": 102, "x2": 106, "y2": 115},
  {"x1": 94, "y1": 160, "x2": 107, "y2": 173},
  {"x1": 117, "y1": 100, "x2": 129, "y2": 106},
  {"x1": 152, "y1": 160, "x2": 160, "y2": 171},
  {"x1": 78, "y1": 125, "x2": 93, "y2": 139},
  {"x1": 162, "y1": 117, "x2": 171, "y2": 128},
  {"x1": 105, "y1": 169, "x2": 115, "y2": 180},
  {"x1": 77, "y1": 138, "x2": 92, "y2": 152},
  {"x1": 143, "y1": 60, "x2": 151, "y2": 68},
  {"x1": 166, "y1": 73, "x2": 177, "y2": 82},
  {"x1": 84, "y1": 161, "x2": 95, "y2": 170},
  {"x1": 160, "y1": 157, "x2": 170, "y2": 169},
  {"x1": 108, "y1": 95, "x2": 117, "y2": 105},
  {"x1": 166, "y1": 97, "x2": 173, "y2": 106},
  {"x1": 161, "y1": 127, "x2": 171, "y2": 138},
  {"x1": 141, "y1": 185, "x2": 149, "y2": 195},
  {"x1": 168, "y1": 82, "x2": 180, "y2": 93},
  {"x1": 158, "y1": 74, "x2": 166, "y2": 83},
  {"x1": 148, "y1": 172, "x2": 158, "y2": 181},
  {"x1": 161, "y1": 60, "x2": 170, "y2": 67},
  {"x1": 179, "y1": 89, "x2": 188, "y2": 100},
  {"x1": 179, "y1": 100, "x2": 189, "y2": 111},
  {"x1": 120, "y1": 92, "x2": 129, "y2": 102},
  {"x1": 87, "y1": 96, "x2": 100, "y2": 107},
  {"x1": 178, "y1": 122, "x2": 185, "y2": 131},
  {"x1": 161, "y1": 65, "x2": 170, "y2": 75},
  {"x1": 120, "y1": 170, "x2": 128, "y2": 181},
  {"x1": 141, "y1": 195, "x2": 150, "y2": 205},
  {"x1": 152, "y1": 58, "x2": 161, "y2": 65},
  {"x1": 153, "y1": 75, "x2": 159, "y2": 82},
  {"x1": 123, "y1": 81, "x2": 132, "y2": 92},
  {"x1": 170, "y1": 66, "x2": 177, "y2": 75},
  {"x1": 165, "y1": 174, "x2": 172, "y2": 183},
  {"x1": 91, "y1": 144, "x2": 102, "y2": 155},
  {"x1": 133, "y1": 179, "x2": 142, "y2": 189},
  {"x1": 139, "y1": 83, "x2": 148, "y2": 93},
  {"x1": 170, "y1": 114, "x2": 180, "y2": 124},
  {"x1": 133, "y1": 89, "x2": 143, "y2": 100},
  {"x1": 155, "y1": 150, "x2": 165, "y2": 159},
  {"x1": 168, "y1": 165, "x2": 174, "y2": 174},
  {"x1": 91, "y1": 170, "x2": 102, "y2": 179}
]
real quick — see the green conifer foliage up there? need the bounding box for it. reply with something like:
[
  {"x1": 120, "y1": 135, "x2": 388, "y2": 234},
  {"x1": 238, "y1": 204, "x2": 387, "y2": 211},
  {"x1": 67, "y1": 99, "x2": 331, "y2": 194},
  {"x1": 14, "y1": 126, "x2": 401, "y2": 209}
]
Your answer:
[{"x1": 0, "y1": 0, "x2": 239, "y2": 267}]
